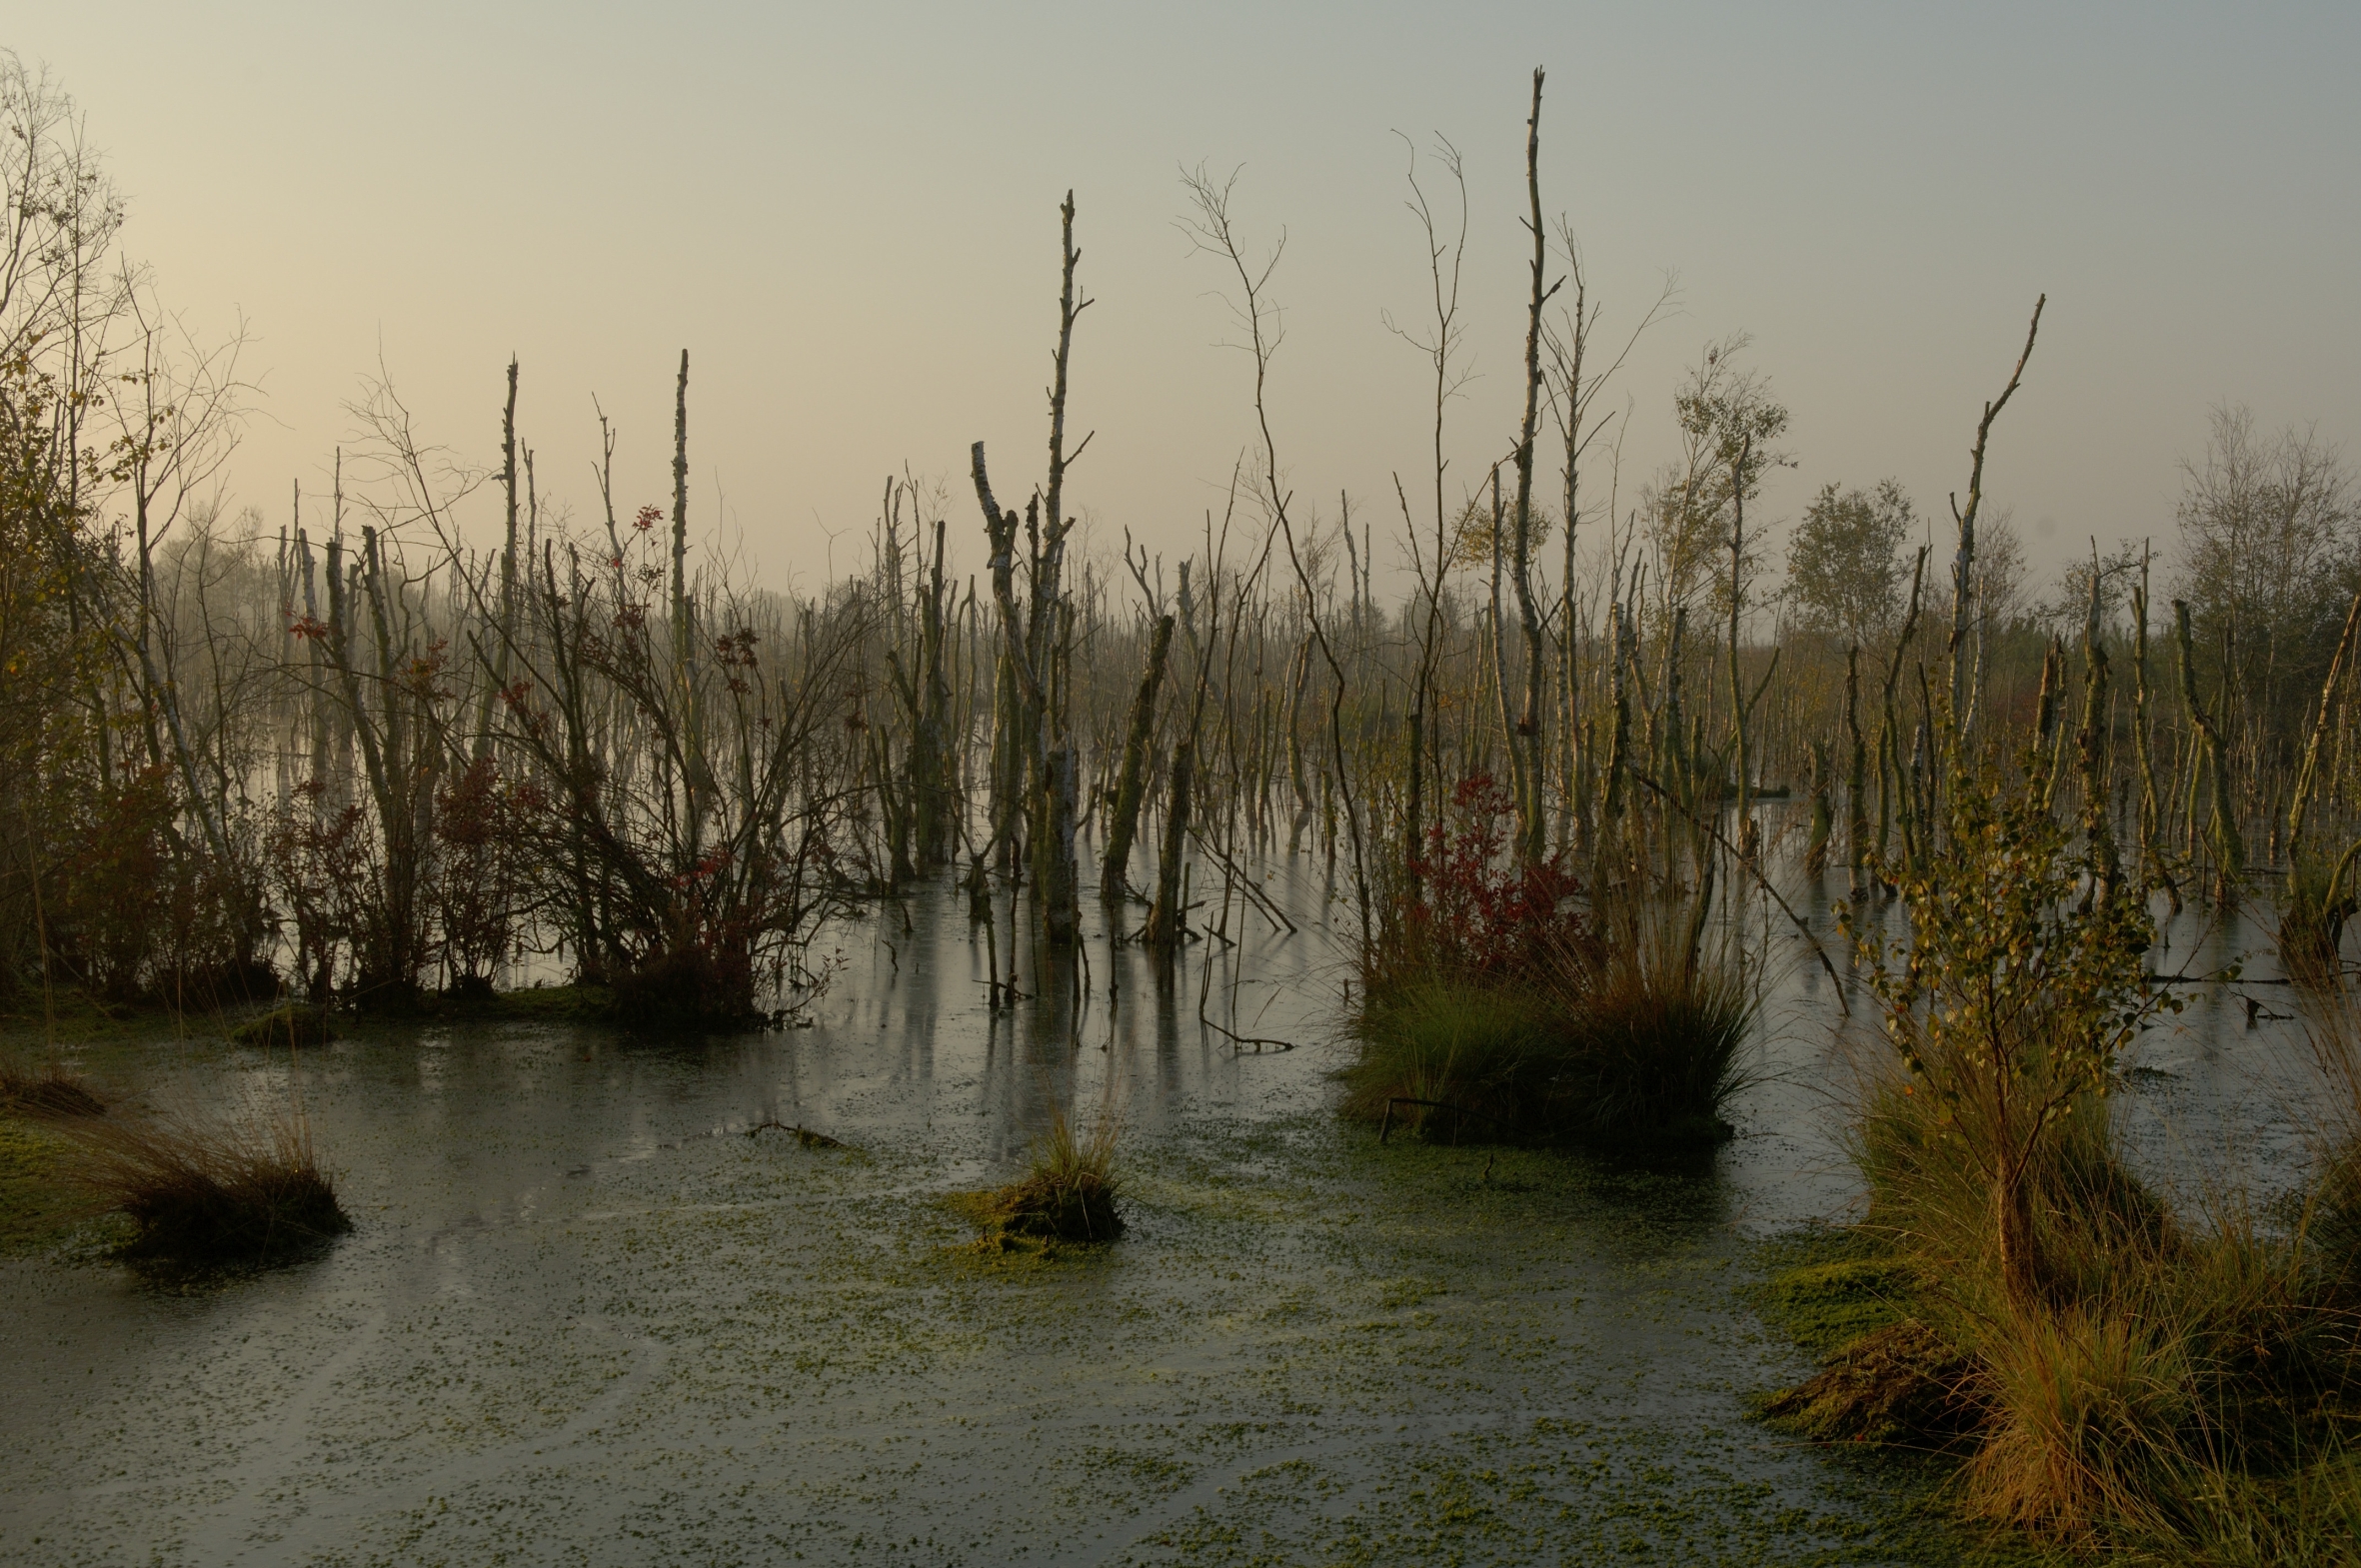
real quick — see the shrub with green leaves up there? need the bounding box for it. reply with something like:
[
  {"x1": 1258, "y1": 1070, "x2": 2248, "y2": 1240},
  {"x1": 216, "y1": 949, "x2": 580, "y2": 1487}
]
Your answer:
[{"x1": 1843, "y1": 753, "x2": 2170, "y2": 1305}]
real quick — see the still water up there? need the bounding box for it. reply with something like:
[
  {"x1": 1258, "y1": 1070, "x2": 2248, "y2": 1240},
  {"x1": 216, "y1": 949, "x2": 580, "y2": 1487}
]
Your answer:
[{"x1": 0, "y1": 854, "x2": 2328, "y2": 1565}]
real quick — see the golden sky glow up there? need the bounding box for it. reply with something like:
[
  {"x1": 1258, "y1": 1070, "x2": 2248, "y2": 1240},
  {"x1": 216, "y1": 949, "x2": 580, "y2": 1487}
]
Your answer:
[{"x1": 15, "y1": 2, "x2": 2356, "y2": 592}]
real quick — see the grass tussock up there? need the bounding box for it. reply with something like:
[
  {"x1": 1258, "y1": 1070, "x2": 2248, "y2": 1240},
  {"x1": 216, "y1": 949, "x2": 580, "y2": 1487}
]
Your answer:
[
  {"x1": 1549, "y1": 917, "x2": 1757, "y2": 1141},
  {"x1": 1813, "y1": 1067, "x2": 2361, "y2": 1556},
  {"x1": 1345, "y1": 882, "x2": 1755, "y2": 1144},
  {"x1": 2306, "y1": 1008, "x2": 2361, "y2": 1289},
  {"x1": 0, "y1": 1053, "x2": 106, "y2": 1117},
  {"x1": 954, "y1": 1100, "x2": 1124, "y2": 1251},
  {"x1": 1760, "y1": 754, "x2": 2361, "y2": 1563},
  {"x1": 62, "y1": 1099, "x2": 350, "y2": 1267},
  {"x1": 2278, "y1": 844, "x2": 2361, "y2": 989}
]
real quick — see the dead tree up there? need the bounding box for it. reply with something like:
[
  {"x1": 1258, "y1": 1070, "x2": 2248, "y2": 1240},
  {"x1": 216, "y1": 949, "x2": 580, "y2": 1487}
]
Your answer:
[
  {"x1": 1947, "y1": 296, "x2": 2044, "y2": 735},
  {"x1": 968, "y1": 191, "x2": 1093, "y2": 946},
  {"x1": 1102, "y1": 611, "x2": 1175, "y2": 899},
  {"x1": 1505, "y1": 66, "x2": 1560, "y2": 862}
]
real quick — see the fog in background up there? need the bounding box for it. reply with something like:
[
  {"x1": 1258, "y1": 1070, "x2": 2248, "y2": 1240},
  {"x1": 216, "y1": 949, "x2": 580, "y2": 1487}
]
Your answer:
[{"x1": 17, "y1": 1, "x2": 2356, "y2": 593}]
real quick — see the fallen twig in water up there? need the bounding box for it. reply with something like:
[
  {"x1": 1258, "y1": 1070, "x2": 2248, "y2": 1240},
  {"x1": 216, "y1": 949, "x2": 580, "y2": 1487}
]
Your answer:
[
  {"x1": 1200, "y1": 1015, "x2": 1294, "y2": 1054},
  {"x1": 747, "y1": 1118, "x2": 857, "y2": 1150},
  {"x1": 1185, "y1": 825, "x2": 1298, "y2": 934}
]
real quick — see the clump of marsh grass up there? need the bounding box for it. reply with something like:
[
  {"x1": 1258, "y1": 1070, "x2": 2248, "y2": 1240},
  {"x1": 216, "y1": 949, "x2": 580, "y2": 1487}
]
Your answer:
[
  {"x1": 1825, "y1": 1042, "x2": 2361, "y2": 1555},
  {"x1": 2277, "y1": 844, "x2": 2361, "y2": 987},
  {"x1": 1943, "y1": 1191, "x2": 2361, "y2": 1549},
  {"x1": 1342, "y1": 979, "x2": 1554, "y2": 1139},
  {"x1": 1552, "y1": 911, "x2": 1758, "y2": 1141},
  {"x1": 955, "y1": 1099, "x2": 1124, "y2": 1250},
  {"x1": 0, "y1": 1052, "x2": 106, "y2": 1118},
  {"x1": 61, "y1": 1096, "x2": 350, "y2": 1267},
  {"x1": 1345, "y1": 778, "x2": 1756, "y2": 1144},
  {"x1": 1344, "y1": 917, "x2": 1755, "y2": 1144},
  {"x1": 2302, "y1": 995, "x2": 2361, "y2": 1288},
  {"x1": 1767, "y1": 745, "x2": 2361, "y2": 1560}
]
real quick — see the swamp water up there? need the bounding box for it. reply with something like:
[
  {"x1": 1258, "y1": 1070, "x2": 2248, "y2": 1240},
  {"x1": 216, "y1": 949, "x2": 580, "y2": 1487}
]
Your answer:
[{"x1": 0, "y1": 859, "x2": 2324, "y2": 1566}]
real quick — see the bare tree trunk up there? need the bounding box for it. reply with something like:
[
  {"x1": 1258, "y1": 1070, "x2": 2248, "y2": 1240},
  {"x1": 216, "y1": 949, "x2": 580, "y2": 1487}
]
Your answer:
[
  {"x1": 1727, "y1": 436, "x2": 1754, "y2": 861},
  {"x1": 1103, "y1": 612, "x2": 1175, "y2": 899},
  {"x1": 887, "y1": 501, "x2": 955, "y2": 868},
  {"x1": 2177, "y1": 599, "x2": 2244, "y2": 902},
  {"x1": 1878, "y1": 550, "x2": 1929, "y2": 885},
  {"x1": 2286, "y1": 586, "x2": 2361, "y2": 862},
  {"x1": 2077, "y1": 566, "x2": 2118, "y2": 897},
  {"x1": 1845, "y1": 645, "x2": 1868, "y2": 897},
  {"x1": 1144, "y1": 738, "x2": 1193, "y2": 950},
  {"x1": 1506, "y1": 66, "x2": 1555, "y2": 863},
  {"x1": 2131, "y1": 568, "x2": 2179, "y2": 912},
  {"x1": 1804, "y1": 739, "x2": 1832, "y2": 876},
  {"x1": 1487, "y1": 469, "x2": 1516, "y2": 796},
  {"x1": 671, "y1": 351, "x2": 707, "y2": 861},
  {"x1": 1602, "y1": 601, "x2": 1630, "y2": 828},
  {"x1": 474, "y1": 357, "x2": 520, "y2": 761},
  {"x1": 1948, "y1": 296, "x2": 2045, "y2": 733},
  {"x1": 969, "y1": 194, "x2": 1090, "y2": 945},
  {"x1": 1555, "y1": 262, "x2": 1590, "y2": 853},
  {"x1": 1285, "y1": 633, "x2": 1313, "y2": 850}
]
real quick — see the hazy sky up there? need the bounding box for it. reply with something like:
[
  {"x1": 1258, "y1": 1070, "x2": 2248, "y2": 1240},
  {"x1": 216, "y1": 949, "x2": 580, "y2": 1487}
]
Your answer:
[{"x1": 16, "y1": 3, "x2": 2357, "y2": 597}]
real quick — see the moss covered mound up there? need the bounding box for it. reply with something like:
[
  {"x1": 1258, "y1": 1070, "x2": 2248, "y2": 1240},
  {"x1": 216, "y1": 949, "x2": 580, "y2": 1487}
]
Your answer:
[
  {"x1": 1752, "y1": 1234, "x2": 1983, "y2": 1446},
  {"x1": 1760, "y1": 1319, "x2": 1989, "y2": 1446},
  {"x1": 230, "y1": 1004, "x2": 339, "y2": 1048},
  {"x1": 1755, "y1": 1254, "x2": 1917, "y2": 1355},
  {"x1": 0, "y1": 1117, "x2": 96, "y2": 1254}
]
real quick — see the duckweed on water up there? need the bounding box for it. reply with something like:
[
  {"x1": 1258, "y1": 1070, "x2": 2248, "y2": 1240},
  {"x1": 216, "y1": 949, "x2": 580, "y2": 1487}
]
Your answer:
[{"x1": 0, "y1": 884, "x2": 2051, "y2": 1565}]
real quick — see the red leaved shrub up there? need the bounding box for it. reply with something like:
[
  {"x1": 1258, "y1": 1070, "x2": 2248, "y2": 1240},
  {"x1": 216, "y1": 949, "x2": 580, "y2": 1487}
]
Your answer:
[{"x1": 1388, "y1": 774, "x2": 1594, "y2": 989}]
